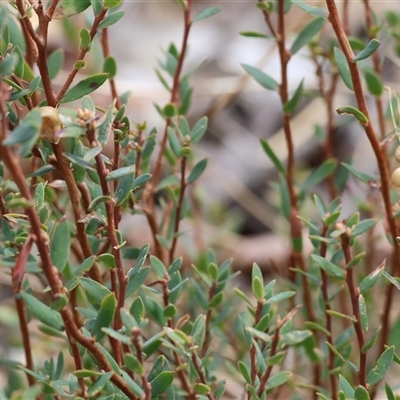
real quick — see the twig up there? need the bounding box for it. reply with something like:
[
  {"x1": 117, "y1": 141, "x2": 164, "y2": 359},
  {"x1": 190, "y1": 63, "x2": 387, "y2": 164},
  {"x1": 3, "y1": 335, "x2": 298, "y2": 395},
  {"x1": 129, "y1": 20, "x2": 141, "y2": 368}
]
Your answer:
[
  {"x1": 341, "y1": 231, "x2": 367, "y2": 387},
  {"x1": 169, "y1": 156, "x2": 187, "y2": 263}
]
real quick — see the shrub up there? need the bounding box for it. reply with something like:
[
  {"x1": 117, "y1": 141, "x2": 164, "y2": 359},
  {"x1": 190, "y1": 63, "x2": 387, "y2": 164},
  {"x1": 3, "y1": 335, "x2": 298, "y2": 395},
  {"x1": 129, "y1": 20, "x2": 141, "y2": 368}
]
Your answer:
[{"x1": 1, "y1": 1, "x2": 400, "y2": 399}]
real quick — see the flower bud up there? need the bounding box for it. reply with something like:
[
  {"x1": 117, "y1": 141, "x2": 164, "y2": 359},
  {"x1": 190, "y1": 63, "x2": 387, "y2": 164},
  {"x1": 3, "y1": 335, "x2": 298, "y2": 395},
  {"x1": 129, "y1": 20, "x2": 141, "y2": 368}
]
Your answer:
[
  {"x1": 39, "y1": 106, "x2": 62, "y2": 143},
  {"x1": 392, "y1": 168, "x2": 400, "y2": 187}
]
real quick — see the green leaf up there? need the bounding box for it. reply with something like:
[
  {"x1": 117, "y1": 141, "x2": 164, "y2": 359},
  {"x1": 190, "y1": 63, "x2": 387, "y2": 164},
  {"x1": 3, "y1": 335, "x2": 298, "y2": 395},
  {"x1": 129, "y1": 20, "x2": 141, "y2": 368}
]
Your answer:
[
  {"x1": 48, "y1": 49, "x2": 64, "y2": 80},
  {"x1": 341, "y1": 162, "x2": 377, "y2": 184},
  {"x1": 354, "y1": 386, "x2": 370, "y2": 400},
  {"x1": 124, "y1": 353, "x2": 145, "y2": 375},
  {"x1": 114, "y1": 173, "x2": 134, "y2": 206},
  {"x1": 78, "y1": 277, "x2": 111, "y2": 304},
  {"x1": 3, "y1": 108, "x2": 41, "y2": 147},
  {"x1": 242, "y1": 63, "x2": 278, "y2": 90},
  {"x1": 167, "y1": 127, "x2": 181, "y2": 157},
  {"x1": 11, "y1": 46, "x2": 24, "y2": 78},
  {"x1": 238, "y1": 361, "x2": 251, "y2": 384},
  {"x1": 79, "y1": 28, "x2": 91, "y2": 50},
  {"x1": 364, "y1": 67, "x2": 383, "y2": 97},
  {"x1": 188, "y1": 158, "x2": 208, "y2": 183},
  {"x1": 300, "y1": 158, "x2": 336, "y2": 191},
  {"x1": 311, "y1": 254, "x2": 345, "y2": 279},
  {"x1": 283, "y1": 79, "x2": 304, "y2": 113},
  {"x1": 88, "y1": 195, "x2": 112, "y2": 211},
  {"x1": 91, "y1": 0, "x2": 103, "y2": 16},
  {"x1": 362, "y1": 326, "x2": 381, "y2": 353},
  {"x1": 98, "y1": 253, "x2": 115, "y2": 269},
  {"x1": 385, "y1": 383, "x2": 396, "y2": 400},
  {"x1": 339, "y1": 374, "x2": 355, "y2": 398},
  {"x1": 133, "y1": 173, "x2": 152, "y2": 190},
  {"x1": 265, "y1": 291, "x2": 296, "y2": 304},
  {"x1": 63, "y1": 152, "x2": 95, "y2": 170},
  {"x1": 98, "y1": 11, "x2": 125, "y2": 30},
  {"x1": 280, "y1": 330, "x2": 312, "y2": 346},
  {"x1": 191, "y1": 314, "x2": 205, "y2": 347},
  {"x1": 150, "y1": 255, "x2": 167, "y2": 279},
  {"x1": 73, "y1": 60, "x2": 86, "y2": 70},
  {"x1": 21, "y1": 292, "x2": 64, "y2": 331},
  {"x1": 260, "y1": 139, "x2": 286, "y2": 174},
  {"x1": 103, "y1": 56, "x2": 117, "y2": 79},
  {"x1": 51, "y1": 220, "x2": 70, "y2": 272},
  {"x1": 240, "y1": 31, "x2": 268, "y2": 38},
  {"x1": 292, "y1": 0, "x2": 328, "y2": 18},
  {"x1": 266, "y1": 371, "x2": 292, "y2": 390},
  {"x1": 353, "y1": 39, "x2": 381, "y2": 62},
  {"x1": 60, "y1": 73, "x2": 108, "y2": 103},
  {"x1": 252, "y1": 276, "x2": 264, "y2": 300},
  {"x1": 193, "y1": 6, "x2": 221, "y2": 22},
  {"x1": 53, "y1": 0, "x2": 91, "y2": 19},
  {"x1": 65, "y1": 256, "x2": 96, "y2": 291},
  {"x1": 126, "y1": 267, "x2": 150, "y2": 297},
  {"x1": 91, "y1": 292, "x2": 117, "y2": 341},
  {"x1": 334, "y1": 47, "x2": 353, "y2": 90},
  {"x1": 150, "y1": 370, "x2": 174, "y2": 397},
  {"x1": 382, "y1": 271, "x2": 400, "y2": 291},
  {"x1": 87, "y1": 372, "x2": 113, "y2": 396},
  {"x1": 326, "y1": 309, "x2": 357, "y2": 323},
  {"x1": 337, "y1": 105, "x2": 368, "y2": 125},
  {"x1": 351, "y1": 219, "x2": 376, "y2": 237},
  {"x1": 190, "y1": 116, "x2": 208, "y2": 144},
  {"x1": 97, "y1": 101, "x2": 115, "y2": 147},
  {"x1": 366, "y1": 346, "x2": 394, "y2": 386},
  {"x1": 291, "y1": 18, "x2": 325, "y2": 55},
  {"x1": 105, "y1": 164, "x2": 135, "y2": 181},
  {"x1": 104, "y1": 0, "x2": 122, "y2": 8},
  {"x1": 359, "y1": 261, "x2": 384, "y2": 294},
  {"x1": 0, "y1": 54, "x2": 17, "y2": 77},
  {"x1": 359, "y1": 294, "x2": 369, "y2": 332}
]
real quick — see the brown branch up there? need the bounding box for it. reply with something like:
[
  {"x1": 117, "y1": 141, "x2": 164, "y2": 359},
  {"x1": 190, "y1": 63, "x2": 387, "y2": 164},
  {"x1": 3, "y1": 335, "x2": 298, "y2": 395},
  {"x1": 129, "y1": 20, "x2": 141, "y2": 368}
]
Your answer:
[
  {"x1": 192, "y1": 352, "x2": 216, "y2": 400},
  {"x1": 319, "y1": 226, "x2": 338, "y2": 400},
  {"x1": 131, "y1": 328, "x2": 151, "y2": 400},
  {"x1": 87, "y1": 126, "x2": 126, "y2": 363},
  {"x1": 341, "y1": 232, "x2": 366, "y2": 387},
  {"x1": 169, "y1": 156, "x2": 187, "y2": 263},
  {"x1": 325, "y1": 0, "x2": 400, "y2": 355},
  {"x1": 0, "y1": 90, "x2": 136, "y2": 399},
  {"x1": 200, "y1": 282, "x2": 217, "y2": 358},
  {"x1": 55, "y1": 8, "x2": 108, "y2": 104}
]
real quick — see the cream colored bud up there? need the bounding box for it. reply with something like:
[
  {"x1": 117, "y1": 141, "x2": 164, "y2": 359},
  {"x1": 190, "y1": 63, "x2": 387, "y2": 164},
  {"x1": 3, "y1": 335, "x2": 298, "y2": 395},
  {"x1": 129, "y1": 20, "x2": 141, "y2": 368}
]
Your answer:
[
  {"x1": 39, "y1": 107, "x2": 62, "y2": 143},
  {"x1": 391, "y1": 167, "x2": 400, "y2": 187},
  {"x1": 395, "y1": 146, "x2": 400, "y2": 163}
]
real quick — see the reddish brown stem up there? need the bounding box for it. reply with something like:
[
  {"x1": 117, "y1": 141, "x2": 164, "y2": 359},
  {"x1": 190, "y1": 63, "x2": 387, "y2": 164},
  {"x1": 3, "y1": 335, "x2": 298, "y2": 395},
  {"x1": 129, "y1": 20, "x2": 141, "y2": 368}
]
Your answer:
[
  {"x1": 0, "y1": 89, "x2": 135, "y2": 399},
  {"x1": 200, "y1": 282, "x2": 217, "y2": 358},
  {"x1": 55, "y1": 8, "x2": 108, "y2": 104},
  {"x1": 325, "y1": 0, "x2": 400, "y2": 354},
  {"x1": 341, "y1": 232, "x2": 367, "y2": 387},
  {"x1": 319, "y1": 227, "x2": 338, "y2": 400},
  {"x1": 192, "y1": 353, "x2": 216, "y2": 400},
  {"x1": 169, "y1": 156, "x2": 187, "y2": 263}
]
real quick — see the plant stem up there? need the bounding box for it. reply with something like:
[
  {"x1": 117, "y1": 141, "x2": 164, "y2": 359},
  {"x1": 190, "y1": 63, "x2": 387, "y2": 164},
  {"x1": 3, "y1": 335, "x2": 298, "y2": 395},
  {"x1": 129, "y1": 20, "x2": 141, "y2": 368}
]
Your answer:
[
  {"x1": 192, "y1": 352, "x2": 216, "y2": 400},
  {"x1": 200, "y1": 282, "x2": 217, "y2": 358},
  {"x1": 169, "y1": 156, "x2": 187, "y2": 263},
  {"x1": 325, "y1": 0, "x2": 400, "y2": 353},
  {"x1": 319, "y1": 226, "x2": 338, "y2": 400},
  {"x1": 55, "y1": 8, "x2": 108, "y2": 104},
  {"x1": 146, "y1": 0, "x2": 192, "y2": 261},
  {"x1": 341, "y1": 232, "x2": 367, "y2": 387},
  {"x1": 131, "y1": 328, "x2": 151, "y2": 400},
  {"x1": 0, "y1": 97, "x2": 136, "y2": 399},
  {"x1": 87, "y1": 127, "x2": 126, "y2": 336}
]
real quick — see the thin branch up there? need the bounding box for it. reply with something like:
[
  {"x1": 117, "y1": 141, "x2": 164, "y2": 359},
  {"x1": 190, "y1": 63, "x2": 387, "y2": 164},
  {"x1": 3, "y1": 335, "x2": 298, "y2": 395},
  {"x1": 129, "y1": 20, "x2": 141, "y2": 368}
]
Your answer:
[{"x1": 341, "y1": 232, "x2": 366, "y2": 387}]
